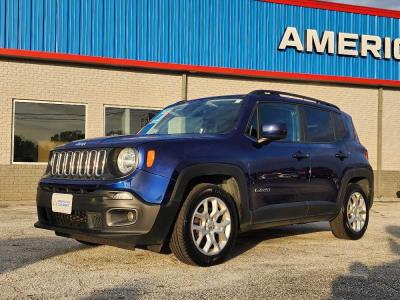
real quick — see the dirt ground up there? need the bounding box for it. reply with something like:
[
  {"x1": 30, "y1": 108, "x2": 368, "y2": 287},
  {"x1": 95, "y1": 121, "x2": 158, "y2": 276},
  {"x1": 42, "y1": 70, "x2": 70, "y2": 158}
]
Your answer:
[{"x1": 0, "y1": 201, "x2": 399, "y2": 299}]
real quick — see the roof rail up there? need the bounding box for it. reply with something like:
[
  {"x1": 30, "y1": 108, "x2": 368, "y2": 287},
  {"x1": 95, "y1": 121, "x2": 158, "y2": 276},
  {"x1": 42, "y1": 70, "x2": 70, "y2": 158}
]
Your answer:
[{"x1": 249, "y1": 90, "x2": 340, "y2": 111}]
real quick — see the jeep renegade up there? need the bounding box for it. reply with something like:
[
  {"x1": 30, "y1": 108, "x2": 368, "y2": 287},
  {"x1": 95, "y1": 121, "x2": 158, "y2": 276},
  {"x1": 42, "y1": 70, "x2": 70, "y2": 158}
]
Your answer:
[{"x1": 35, "y1": 90, "x2": 373, "y2": 266}]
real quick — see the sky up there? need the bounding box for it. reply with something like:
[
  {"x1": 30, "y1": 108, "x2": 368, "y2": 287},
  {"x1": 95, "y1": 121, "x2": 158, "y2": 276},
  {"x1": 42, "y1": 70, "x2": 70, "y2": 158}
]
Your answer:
[{"x1": 325, "y1": 0, "x2": 400, "y2": 10}]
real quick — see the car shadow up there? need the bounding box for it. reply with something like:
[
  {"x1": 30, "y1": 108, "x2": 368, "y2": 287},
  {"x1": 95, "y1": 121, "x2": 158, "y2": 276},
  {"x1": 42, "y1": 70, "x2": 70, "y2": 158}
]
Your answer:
[
  {"x1": 231, "y1": 222, "x2": 331, "y2": 259},
  {"x1": 330, "y1": 225, "x2": 400, "y2": 299},
  {"x1": 0, "y1": 236, "x2": 90, "y2": 275},
  {"x1": 82, "y1": 286, "x2": 149, "y2": 300}
]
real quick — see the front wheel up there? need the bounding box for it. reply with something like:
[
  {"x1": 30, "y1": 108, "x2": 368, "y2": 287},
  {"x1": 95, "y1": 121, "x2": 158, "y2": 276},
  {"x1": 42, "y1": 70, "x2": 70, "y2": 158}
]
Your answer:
[
  {"x1": 169, "y1": 184, "x2": 238, "y2": 266},
  {"x1": 330, "y1": 183, "x2": 369, "y2": 240}
]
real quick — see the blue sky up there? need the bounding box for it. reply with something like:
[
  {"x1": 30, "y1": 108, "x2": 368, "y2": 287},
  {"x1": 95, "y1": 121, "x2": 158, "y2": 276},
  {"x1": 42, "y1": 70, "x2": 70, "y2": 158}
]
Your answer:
[{"x1": 326, "y1": 0, "x2": 400, "y2": 9}]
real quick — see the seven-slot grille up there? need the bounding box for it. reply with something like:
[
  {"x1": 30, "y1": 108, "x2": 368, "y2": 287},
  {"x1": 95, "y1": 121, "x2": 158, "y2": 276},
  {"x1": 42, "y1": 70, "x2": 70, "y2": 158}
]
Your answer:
[{"x1": 49, "y1": 150, "x2": 107, "y2": 178}]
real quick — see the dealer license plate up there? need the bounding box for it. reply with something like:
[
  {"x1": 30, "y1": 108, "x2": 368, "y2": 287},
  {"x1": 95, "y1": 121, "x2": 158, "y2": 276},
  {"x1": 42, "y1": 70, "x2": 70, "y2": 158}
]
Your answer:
[{"x1": 51, "y1": 193, "x2": 73, "y2": 214}]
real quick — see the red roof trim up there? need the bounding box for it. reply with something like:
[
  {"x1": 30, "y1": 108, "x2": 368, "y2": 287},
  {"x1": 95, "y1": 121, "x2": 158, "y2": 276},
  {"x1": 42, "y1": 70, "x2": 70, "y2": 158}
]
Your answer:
[
  {"x1": 259, "y1": 0, "x2": 400, "y2": 19},
  {"x1": 1, "y1": 48, "x2": 399, "y2": 87}
]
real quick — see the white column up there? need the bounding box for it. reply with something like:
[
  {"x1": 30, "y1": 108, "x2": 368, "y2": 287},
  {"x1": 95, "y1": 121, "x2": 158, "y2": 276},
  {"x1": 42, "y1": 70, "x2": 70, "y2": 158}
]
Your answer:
[{"x1": 122, "y1": 108, "x2": 131, "y2": 135}]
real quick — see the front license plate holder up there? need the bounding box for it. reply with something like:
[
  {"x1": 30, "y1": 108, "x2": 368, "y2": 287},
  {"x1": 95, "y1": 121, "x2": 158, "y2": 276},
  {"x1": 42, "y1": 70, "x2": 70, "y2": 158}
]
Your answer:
[{"x1": 51, "y1": 193, "x2": 73, "y2": 215}]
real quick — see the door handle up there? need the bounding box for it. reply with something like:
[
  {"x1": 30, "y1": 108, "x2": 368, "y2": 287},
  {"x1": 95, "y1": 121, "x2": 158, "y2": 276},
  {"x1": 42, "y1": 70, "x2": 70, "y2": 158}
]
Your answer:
[
  {"x1": 292, "y1": 151, "x2": 310, "y2": 160},
  {"x1": 335, "y1": 151, "x2": 349, "y2": 160}
]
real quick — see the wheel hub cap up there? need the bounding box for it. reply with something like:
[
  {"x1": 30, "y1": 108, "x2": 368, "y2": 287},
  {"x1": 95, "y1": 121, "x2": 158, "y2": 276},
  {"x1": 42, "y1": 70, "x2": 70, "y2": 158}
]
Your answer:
[
  {"x1": 191, "y1": 196, "x2": 232, "y2": 256},
  {"x1": 347, "y1": 191, "x2": 367, "y2": 233}
]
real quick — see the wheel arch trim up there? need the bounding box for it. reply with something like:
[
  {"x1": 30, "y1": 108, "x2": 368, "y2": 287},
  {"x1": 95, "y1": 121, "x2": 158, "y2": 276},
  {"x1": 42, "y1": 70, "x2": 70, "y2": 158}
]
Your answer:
[
  {"x1": 170, "y1": 163, "x2": 252, "y2": 229},
  {"x1": 337, "y1": 167, "x2": 374, "y2": 209}
]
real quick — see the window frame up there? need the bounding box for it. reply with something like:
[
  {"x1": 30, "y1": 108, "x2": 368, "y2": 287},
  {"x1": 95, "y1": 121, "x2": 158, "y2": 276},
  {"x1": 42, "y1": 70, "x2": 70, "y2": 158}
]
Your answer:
[
  {"x1": 103, "y1": 104, "x2": 162, "y2": 136},
  {"x1": 244, "y1": 100, "x2": 303, "y2": 144},
  {"x1": 300, "y1": 104, "x2": 336, "y2": 144},
  {"x1": 244, "y1": 103, "x2": 259, "y2": 141},
  {"x1": 12, "y1": 99, "x2": 87, "y2": 165}
]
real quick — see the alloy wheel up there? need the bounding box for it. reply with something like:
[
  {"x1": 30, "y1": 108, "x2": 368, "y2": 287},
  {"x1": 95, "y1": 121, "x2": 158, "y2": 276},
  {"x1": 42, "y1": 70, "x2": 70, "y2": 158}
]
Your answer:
[
  {"x1": 346, "y1": 191, "x2": 367, "y2": 232},
  {"x1": 190, "y1": 196, "x2": 232, "y2": 256}
]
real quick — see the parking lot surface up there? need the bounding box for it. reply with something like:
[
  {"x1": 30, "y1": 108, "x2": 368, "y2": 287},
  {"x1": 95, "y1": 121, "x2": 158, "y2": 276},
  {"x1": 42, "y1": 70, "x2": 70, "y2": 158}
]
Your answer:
[{"x1": 0, "y1": 201, "x2": 399, "y2": 299}]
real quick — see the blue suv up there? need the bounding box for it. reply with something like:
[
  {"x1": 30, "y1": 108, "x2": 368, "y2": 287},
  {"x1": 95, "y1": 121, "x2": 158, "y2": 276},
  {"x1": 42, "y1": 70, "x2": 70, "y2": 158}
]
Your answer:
[{"x1": 35, "y1": 90, "x2": 373, "y2": 266}]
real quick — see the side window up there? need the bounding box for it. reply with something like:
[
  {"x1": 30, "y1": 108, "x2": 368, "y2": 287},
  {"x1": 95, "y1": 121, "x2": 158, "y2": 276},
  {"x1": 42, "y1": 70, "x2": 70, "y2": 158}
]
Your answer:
[
  {"x1": 259, "y1": 102, "x2": 300, "y2": 142},
  {"x1": 333, "y1": 113, "x2": 347, "y2": 140},
  {"x1": 13, "y1": 101, "x2": 86, "y2": 163},
  {"x1": 246, "y1": 109, "x2": 258, "y2": 139},
  {"x1": 105, "y1": 107, "x2": 160, "y2": 136},
  {"x1": 303, "y1": 106, "x2": 335, "y2": 143}
]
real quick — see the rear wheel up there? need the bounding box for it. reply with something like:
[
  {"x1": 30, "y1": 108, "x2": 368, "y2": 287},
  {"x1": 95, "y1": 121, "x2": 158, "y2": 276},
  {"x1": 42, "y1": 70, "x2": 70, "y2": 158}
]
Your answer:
[
  {"x1": 170, "y1": 184, "x2": 238, "y2": 266},
  {"x1": 330, "y1": 183, "x2": 369, "y2": 240}
]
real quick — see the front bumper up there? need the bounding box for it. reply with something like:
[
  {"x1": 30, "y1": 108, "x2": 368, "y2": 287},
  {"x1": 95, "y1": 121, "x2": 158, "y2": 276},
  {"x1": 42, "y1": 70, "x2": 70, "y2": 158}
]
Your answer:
[{"x1": 35, "y1": 185, "x2": 175, "y2": 250}]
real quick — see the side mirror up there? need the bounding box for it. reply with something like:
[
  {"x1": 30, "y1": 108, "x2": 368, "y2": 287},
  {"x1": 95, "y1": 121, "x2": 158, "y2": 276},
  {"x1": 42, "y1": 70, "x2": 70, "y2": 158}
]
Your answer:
[{"x1": 259, "y1": 122, "x2": 287, "y2": 142}]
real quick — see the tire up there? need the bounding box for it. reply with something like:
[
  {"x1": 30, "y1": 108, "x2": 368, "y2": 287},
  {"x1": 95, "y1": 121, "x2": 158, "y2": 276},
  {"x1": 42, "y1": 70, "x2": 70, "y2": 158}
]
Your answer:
[
  {"x1": 169, "y1": 183, "x2": 239, "y2": 266},
  {"x1": 330, "y1": 183, "x2": 369, "y2": 240},
  {"x1": 75, "y1": 239, "x2": 101, "y2": 246}
]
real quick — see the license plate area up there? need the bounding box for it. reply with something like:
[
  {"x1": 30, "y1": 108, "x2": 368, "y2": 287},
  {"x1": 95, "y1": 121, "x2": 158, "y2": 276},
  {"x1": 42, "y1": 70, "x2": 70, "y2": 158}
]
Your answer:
[{"x1": 51, "y1": 193, "x2": 73, "y2": 214}]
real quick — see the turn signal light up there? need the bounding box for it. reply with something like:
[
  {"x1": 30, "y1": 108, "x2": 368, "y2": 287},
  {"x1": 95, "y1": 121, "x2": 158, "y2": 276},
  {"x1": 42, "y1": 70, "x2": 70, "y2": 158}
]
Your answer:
[
  {"x1": 146, "y1": 150, "x2": 156, "y2": 168},
  {"x1": 364, "y1": 150, "x2": 369, "y2": 161}
]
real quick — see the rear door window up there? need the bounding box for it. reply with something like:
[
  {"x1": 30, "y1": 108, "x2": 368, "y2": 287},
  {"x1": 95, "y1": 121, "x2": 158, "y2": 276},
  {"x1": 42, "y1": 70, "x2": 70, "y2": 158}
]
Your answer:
[{"x1": 303, "y1": 106, "x2": 335, "y2": 143}]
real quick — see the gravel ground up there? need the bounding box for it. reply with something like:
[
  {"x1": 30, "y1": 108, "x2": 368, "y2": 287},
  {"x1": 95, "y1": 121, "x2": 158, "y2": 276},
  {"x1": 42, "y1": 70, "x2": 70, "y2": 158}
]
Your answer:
[{"x1": 0, "y1": 201, "x2": 399, "y2": 299}]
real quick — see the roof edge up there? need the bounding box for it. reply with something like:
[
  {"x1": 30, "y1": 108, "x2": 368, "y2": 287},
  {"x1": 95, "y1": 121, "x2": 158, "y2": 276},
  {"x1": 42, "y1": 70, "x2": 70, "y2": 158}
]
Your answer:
[{"x1": 259, "y1": 0, "x2": 400, "y2": 19}]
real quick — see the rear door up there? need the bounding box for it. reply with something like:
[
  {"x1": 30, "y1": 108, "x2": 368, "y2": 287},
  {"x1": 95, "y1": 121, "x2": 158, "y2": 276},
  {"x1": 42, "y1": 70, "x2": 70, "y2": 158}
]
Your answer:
[{"x1": 302, "y1": 105, "x2": 347, "y2": 216}]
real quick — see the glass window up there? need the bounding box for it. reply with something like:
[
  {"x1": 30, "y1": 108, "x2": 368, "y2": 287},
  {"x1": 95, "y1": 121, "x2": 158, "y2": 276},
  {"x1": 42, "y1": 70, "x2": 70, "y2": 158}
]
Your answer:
[
  {"x1": 105, "y1": 107, "x2": 159, "y2": 136},
  {"x1": 246, "y1": 109, "x2": 258, "y2": 139},
  {"x1": 139, "y1": 98, "x2": 243, "y2": 135},
  {"x1": 259, "y1": 102, "x2": 300, "y2": 142},
  {"x1": 304, "y1": 106, "x2": 335, "y2": 143},
  {"x1": 13, "y1": 101, "x2": 85, "y2": 163},
  {"x1": 333, "y1": 113, "x2": 347, "y2": 140}
]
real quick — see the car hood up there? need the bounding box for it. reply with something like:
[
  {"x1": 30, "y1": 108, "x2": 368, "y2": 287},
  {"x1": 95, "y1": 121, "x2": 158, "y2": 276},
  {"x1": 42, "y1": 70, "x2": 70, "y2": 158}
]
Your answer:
[{"x1": 55, "y1": 134, "x2": 227, "y2": 150}]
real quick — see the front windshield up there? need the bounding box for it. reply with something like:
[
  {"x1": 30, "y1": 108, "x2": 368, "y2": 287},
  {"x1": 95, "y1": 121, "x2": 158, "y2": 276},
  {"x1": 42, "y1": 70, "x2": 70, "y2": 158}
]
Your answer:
[{"x1": 139, "y1": 98, "x2": 243, "y2": 135}]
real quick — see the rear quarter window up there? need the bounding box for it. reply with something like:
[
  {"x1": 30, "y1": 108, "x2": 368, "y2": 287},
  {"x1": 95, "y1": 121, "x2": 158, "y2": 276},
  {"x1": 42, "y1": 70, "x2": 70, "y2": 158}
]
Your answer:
[{"x1": 333, "y1": 113, "x2": 348, "y2": 140}]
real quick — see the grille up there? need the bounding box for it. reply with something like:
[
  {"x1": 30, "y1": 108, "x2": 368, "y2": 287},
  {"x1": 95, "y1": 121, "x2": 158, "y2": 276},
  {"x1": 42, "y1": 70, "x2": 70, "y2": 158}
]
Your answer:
[
  {"x1": 46, "y1": 210, "x2": 104, "y2": 230},
  {"x1": 49, "y1": 210, "x2": 88, "y2": 229},
  {"x1": 49, "y1": 150, "x2": 107, "y2": 178}
]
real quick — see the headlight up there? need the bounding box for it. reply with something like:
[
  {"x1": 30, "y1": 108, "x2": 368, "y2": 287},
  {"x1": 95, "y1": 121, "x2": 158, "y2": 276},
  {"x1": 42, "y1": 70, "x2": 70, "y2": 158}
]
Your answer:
[{"x1": 117, "y1": 148, "x2": 138, "y2": 175}]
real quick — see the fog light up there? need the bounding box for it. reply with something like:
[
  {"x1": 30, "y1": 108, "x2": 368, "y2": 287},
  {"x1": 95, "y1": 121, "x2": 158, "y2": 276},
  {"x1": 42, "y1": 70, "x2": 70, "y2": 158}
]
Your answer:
[
  {"x1": 106, "y1": 208, "x2": 138, "y2": 227},
  {"x1": 127, "y1": 211, "x2": 135, "y2": 222},
  {"x1": 110, "y1": 192, "x2": 134, "y2": 200}
]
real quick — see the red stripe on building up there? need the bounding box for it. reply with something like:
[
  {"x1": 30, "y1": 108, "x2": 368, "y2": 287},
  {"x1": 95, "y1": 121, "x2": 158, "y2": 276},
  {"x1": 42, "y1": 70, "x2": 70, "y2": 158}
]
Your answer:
[{"x1": 1, "y1": 48, "x2": 400, "y2": 87}]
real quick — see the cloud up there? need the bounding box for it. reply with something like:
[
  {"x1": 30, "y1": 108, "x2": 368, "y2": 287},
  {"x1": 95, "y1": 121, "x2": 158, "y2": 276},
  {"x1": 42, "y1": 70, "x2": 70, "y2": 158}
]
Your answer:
[{"x1": 325, "y1": 0, "x2": 400, "y2": 10}]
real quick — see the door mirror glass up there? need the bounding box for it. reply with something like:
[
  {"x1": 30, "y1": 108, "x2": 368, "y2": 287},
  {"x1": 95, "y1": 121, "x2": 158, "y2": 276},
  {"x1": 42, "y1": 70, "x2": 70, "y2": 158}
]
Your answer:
[{"x1": 260, "y1": 123, "x2": 287, "y2": 141}]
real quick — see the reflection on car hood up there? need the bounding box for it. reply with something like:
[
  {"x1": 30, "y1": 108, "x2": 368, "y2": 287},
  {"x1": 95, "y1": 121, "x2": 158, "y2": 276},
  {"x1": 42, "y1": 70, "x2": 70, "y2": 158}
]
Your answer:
[{"x1": 55, "y1": 134, "x2": 225, "y2": 150}]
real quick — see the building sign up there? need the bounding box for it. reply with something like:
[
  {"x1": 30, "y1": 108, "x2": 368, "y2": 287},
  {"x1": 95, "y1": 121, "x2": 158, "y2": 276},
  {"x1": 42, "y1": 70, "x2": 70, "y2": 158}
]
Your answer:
[
  {"x1": 2, "y1": 0, "x2": 400, "y2": 85},
  {"x1": 279, "y1": 27, "x2": 400, "y2": 60}
]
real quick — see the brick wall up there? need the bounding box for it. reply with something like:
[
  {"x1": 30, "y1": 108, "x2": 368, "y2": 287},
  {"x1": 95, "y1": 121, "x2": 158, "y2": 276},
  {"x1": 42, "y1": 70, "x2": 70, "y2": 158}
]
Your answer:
[
  {"x1": 0, "y1": 60, "x2": 399, "y2": 202},
  {"x1": 380, "y1": 90, "x2": 400, "y2": 197},
  {"x1": 0, "y1": 165, "x2": 45, "y2": 202},
  {"x1": 0, "y1": 59, "x2": 181, "y2": 202}
]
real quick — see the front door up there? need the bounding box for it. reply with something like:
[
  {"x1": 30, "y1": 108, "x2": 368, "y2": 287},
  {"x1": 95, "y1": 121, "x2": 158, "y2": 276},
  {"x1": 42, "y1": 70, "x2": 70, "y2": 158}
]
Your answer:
[{"x1": 246, "y1": 101, "x2": 310, "y2": 225}]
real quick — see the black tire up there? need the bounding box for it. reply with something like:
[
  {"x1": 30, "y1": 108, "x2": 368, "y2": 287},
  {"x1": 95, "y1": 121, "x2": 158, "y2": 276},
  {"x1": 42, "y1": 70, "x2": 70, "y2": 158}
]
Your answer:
[
  {"x1": 75, "y1": 239, "x2": 101, "y2": 246},
  {"x1": 169, "y1": 183, "x2": 239, "y2": 266},
  {"x1": 330, "y1": 183, "x2": 369, "y2": 240}
]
